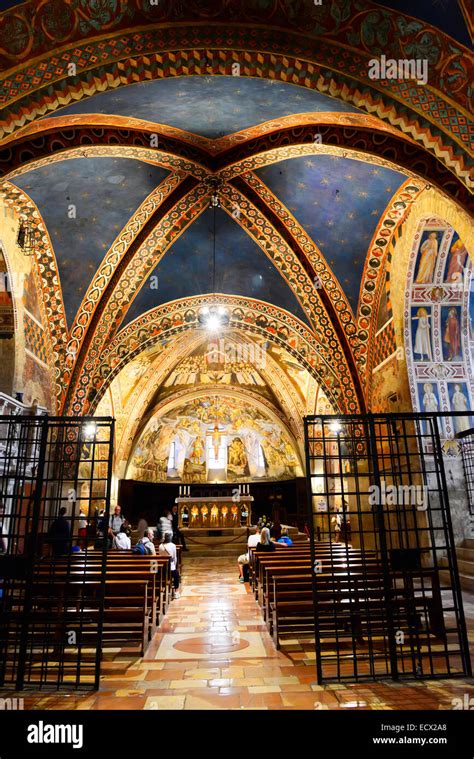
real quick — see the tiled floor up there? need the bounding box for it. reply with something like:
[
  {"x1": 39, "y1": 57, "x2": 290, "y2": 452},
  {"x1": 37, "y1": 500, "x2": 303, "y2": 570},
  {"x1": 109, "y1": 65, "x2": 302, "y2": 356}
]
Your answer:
[{"x1": 7, "y1": 557, "x2": 474, "y2": 710}]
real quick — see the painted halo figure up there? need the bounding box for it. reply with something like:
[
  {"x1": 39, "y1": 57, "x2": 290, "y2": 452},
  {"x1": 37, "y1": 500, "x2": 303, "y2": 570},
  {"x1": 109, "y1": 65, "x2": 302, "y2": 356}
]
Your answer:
[
  {"x1": 415, "y1": 232, "x2": 438, "y2": 284},
  {"x1": 413, "y1": 308, "x2": 432, "y2": 361},
  {"x1": 445, "y1": 238, "x2": 468, "y2": 283},
  {"x1": 444, "y1": 308, "x2": 461, "y2": 361},
  {"x1": 422, "y1": 383, "x2": 438, "y2": 413},
  {"x1": 452, "y1": 385, "x2": 471, "y2": 434}
]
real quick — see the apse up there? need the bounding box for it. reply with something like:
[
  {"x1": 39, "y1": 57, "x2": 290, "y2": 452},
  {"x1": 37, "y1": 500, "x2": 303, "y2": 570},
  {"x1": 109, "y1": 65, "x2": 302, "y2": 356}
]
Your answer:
[{"x1": 126, "y1": 393, "x2": 303, "y2": 485}]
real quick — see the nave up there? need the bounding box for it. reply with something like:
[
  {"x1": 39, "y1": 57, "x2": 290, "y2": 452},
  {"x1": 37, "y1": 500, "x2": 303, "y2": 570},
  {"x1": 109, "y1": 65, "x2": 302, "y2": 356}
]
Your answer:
[{"x1": 18, "y1": 556, "x2": 474, "y2": 712}]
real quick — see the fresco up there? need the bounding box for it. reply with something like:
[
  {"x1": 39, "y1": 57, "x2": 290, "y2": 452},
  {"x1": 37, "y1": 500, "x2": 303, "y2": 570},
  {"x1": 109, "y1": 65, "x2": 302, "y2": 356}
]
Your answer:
[
  {"x1": 46, "y1": 77, "x2": 361, "y2": 138},
  {"x1": 411, "y1": 306, "x2": 433, "y2": 362},
  {"x1": 13, "y1": 158, "x2": 169, "y2": 326},
  {"x1": 405, "y1": 221, "x2": 473, "y2": 446},
  {"x1": 443, "y1": 233, "x2": 468, "y2": 284},
  {"x1": 256, "y1": 154, "x2": 406, "y2": 313},
  {"x1": 447, "y1": 383, "x2": 473, "y2": 435},
  {"x1": 414, "y1": 230, "x2": 439, "y2": 284},
  {"x1": 127, "y1": 395, "x2": 302, "y2": 484},
  {"x1": 122, "y1": 207, "x2": 310, "y2": 328},
  {"x1": 22, "y1": 353, "x2": 52, "y2": 410},
  {"x1": 441, "y1": 306, "x2": 462, "y2": 362},
  {"x1": 379, "y1": 0, "x2": 471, "y2": 47},
  {"x1": 0, "y1": 252, "x2": 14, "y2": 340},
  {"x1": 160, "y1": 340, "x2": 273, "y2": 401}
]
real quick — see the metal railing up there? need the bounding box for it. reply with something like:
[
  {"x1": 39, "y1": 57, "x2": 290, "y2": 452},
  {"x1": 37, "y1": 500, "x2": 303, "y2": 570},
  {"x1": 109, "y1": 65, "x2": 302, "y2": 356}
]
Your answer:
[
  {"x1": 0, "y1": 415, "x2": 114, "y2": 691},
  {"x1": 304, "y1": 412, "x2": 471, "y2": 684}
]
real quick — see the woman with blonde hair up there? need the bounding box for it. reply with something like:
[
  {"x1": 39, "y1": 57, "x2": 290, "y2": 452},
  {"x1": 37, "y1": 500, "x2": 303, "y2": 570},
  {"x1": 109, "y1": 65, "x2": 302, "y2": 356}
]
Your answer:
[{"x1": 255, "y1": 526, "x2": 276, "y2": 553}]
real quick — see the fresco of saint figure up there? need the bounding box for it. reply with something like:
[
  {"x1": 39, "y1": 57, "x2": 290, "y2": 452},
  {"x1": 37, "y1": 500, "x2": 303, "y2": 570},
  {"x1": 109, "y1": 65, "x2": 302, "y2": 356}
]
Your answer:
[
  {"x1": 415, "y1": 232, "x2": 438, "y2": 284},
  {"x1": 451, "y1": 385, "x2": 471, "y2": 434},
  {"x1": 443, "y1": 307, "x2": 461, "y2": 361},
  {"x1": 412, "y1": 308, "x2": 432, "y2": 361},
  {"x1": 422, "y1": 383, "x2": 438, "y2": 413},
  {"x1": 227, "y1": 437, "x2": 250, "y2": 476},
  {"x1": 445, "y1": 238, "x2": 468, "y2": 284}
]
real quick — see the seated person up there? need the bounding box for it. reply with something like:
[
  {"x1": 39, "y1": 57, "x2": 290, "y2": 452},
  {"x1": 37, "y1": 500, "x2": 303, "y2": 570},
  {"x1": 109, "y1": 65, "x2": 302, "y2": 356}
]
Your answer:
[
  {"x1": 159, "y1": 531, "x2": 180, "y2": 599},
  {"x1": 113, "y1": 524, "x2": 131, "y2": 550},
  {"x1": 277, "y1": 527, "x2": 293, "y2": 546},
  {"x1": 255, "y1": 526, "x2": 276, "y2": 552},
  {"x1": 48, "y1": 507, "x2": 70, "y2": 557},
  {"x1": 137, "y1": 527, "x2": 156, "y2": 555},
  {"x1": 237, "y1": 525, "x2": 260, "y2": 583}
]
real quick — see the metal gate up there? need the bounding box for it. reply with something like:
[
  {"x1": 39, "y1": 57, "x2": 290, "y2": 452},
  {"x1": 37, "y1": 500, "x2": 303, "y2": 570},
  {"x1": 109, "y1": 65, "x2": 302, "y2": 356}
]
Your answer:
[
  {"x1": 0, "y1": 415, "x2": 114, "y2": 690},
  {"x1": 304, "y1": 413, "x2": 471, "y2": 683}
]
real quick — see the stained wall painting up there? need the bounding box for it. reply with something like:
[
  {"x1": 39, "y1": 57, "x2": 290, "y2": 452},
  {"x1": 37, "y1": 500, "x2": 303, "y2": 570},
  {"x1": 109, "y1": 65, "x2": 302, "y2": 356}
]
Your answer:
[
  {"x1": 0, "y1": 249, "x2": 15, "y2": 394},
  {"x1": 0, "y1": 199, "x2": 54, "y2": 409},
  {"x1": 126, "y1": 394, "x2": 302, "y2": 484},
  {"x1": 404, "y1": 219, "x2": 473, "y2": 446}
]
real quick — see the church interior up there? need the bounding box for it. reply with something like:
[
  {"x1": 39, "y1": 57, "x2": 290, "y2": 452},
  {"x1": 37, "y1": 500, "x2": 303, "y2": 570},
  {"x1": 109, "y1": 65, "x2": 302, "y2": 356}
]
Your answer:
[{"x1": 0, "y1": 0, "x2": 473, "y2": 721}]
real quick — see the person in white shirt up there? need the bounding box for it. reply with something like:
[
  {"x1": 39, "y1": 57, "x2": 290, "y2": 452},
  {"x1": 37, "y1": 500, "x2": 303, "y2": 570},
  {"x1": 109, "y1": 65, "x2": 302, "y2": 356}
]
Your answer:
[
  {"x1": 159, "y1": 531, "x2": 180, "y2": 598},
  {"x1": 139, "y1": 528, "x2": 156, "y2": 555},
  {"x1": 237, "y1": 525, "x2": 260, "y2": 582},
  {"x1": 78, "y1": 509, "x2": 88, "y2": 550},
  {"x1": 113, "y1": 524, "x2": 131, "y2": 550},
  {"x1": 159, "y1": 509, "x2": 173, "y2": 542}
]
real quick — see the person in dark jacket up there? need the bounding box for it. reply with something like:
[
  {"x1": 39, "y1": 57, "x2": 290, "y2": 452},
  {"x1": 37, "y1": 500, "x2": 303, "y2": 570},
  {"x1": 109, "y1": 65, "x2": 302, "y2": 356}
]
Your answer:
[
  {"x1": 171, "y1": 504, "x2": 188, "y2": 551},
  {"x1": 48, "y1": 507, "x2": 70, "y2": 556}
]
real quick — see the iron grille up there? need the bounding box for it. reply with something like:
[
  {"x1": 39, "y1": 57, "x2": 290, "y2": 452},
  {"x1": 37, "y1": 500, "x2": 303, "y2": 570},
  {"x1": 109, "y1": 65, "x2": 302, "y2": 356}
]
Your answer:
[
  {"x1": 304, "y1": 413, "x2": 471, "y2": 684},
  {"x1": 0, "y1": 416, "x2": 114, "y2": 691}
]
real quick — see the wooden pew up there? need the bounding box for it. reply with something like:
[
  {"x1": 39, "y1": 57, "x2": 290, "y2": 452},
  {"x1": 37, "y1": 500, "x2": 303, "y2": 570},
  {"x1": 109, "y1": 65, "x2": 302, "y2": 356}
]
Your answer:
[{"x1": 28, "y1": 578, "x2": 151, "y2": 655}]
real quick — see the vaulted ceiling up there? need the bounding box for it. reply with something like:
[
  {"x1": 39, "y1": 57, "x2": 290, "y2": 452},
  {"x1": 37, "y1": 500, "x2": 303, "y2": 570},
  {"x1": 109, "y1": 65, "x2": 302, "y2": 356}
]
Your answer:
[{"x1": 0, "y1": 0, "x2": 471, "y2": 443}]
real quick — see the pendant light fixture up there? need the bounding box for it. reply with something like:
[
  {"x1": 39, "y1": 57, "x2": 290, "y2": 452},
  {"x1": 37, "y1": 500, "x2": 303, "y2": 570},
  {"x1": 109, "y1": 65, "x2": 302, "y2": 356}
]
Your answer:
[{"x1": 198, "y1": 181, "x2": 229, "y2": 333}]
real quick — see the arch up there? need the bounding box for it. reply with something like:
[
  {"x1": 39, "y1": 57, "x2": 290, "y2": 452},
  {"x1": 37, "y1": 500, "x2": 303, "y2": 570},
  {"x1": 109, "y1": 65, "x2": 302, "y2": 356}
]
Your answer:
[
  {"x1": 1, "y1": 120, "x2": 470, "y2": 209},
  {"x1": 83, "y1": 295, "x2": 359, "y2": 417},
  {"x1": 99, "y1": 327, "x2": 310, "y2": 469},
  {"x1": 0, "y1": 11, "x2": 470, "y2": 179}
]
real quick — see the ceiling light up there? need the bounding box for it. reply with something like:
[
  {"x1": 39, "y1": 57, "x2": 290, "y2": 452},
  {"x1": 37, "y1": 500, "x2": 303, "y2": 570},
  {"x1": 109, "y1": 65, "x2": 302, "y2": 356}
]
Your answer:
[
  {"x1": 206, "y1": 313, "x2": 221, "y2": 332},
  {"x1": 83, "y1": 422, "x2": 97, "y2": 440},
  {"x1": 329, "y1": 420, "x2": 342, "y2": 434},
  {"x1": 199, "y1": 306, "x2": 229, "y2": 333}
]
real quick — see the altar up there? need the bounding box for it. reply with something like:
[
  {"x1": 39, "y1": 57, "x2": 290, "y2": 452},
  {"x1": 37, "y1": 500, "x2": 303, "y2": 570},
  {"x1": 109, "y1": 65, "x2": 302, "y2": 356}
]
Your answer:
[{"x1": 175, "y1": 495, "x2": 253, "y2": 529}]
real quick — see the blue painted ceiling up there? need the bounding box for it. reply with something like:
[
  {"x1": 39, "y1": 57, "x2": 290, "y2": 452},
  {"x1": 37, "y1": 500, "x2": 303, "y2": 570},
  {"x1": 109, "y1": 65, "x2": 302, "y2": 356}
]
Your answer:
[
  {"x1": 43, "y1": 76, "x2": 361, "y2": 138},
  {"x1": 10, "y1": 73, "x2": 410, "y2": 330},
  {"x1": 256, "y1": 155, "x2": 406, "y2": 313},
  {"x1": 123, "y1": 207, "x2": 310, "y2": 328},
  {"x1": 14, "y1": 157, "x2": 169, "y2": 327}
]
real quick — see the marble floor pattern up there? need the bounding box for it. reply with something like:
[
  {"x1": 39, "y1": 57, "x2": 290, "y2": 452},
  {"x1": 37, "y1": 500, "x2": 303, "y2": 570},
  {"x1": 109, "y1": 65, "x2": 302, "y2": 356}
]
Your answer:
[{"x1": 8, "y1": 556, "x2": 474, "y2": 710}]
